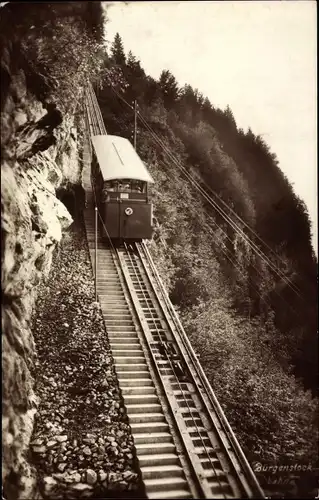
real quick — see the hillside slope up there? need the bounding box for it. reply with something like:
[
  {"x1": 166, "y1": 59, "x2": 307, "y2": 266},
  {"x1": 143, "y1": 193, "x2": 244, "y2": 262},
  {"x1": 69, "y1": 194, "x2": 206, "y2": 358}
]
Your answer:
[
  {"x1": 96, "y1": 32, "x2": 318, "y2": 496},
  {"x1": 1, "y1": 3, "x2": 106, "y2": 498}
]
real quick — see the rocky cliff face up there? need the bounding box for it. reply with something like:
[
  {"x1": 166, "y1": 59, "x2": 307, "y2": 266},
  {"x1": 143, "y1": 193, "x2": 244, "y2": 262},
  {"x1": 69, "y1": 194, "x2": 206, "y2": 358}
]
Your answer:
[{"x1": 1, "y1": 38, "x2": 84, "y2": 500}]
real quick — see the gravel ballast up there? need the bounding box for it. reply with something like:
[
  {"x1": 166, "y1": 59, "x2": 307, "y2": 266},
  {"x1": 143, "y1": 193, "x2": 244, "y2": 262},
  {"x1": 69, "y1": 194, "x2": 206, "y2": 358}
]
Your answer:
[{"x1": 31, "y1": 217, "x2": 144, "y2": 499}]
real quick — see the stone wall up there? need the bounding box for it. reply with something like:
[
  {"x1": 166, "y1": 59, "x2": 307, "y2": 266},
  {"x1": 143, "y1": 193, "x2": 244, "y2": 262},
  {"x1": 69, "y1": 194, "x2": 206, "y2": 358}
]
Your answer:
[{"x1": 1, "y1": 33, "x2": 84, "y2": 500}]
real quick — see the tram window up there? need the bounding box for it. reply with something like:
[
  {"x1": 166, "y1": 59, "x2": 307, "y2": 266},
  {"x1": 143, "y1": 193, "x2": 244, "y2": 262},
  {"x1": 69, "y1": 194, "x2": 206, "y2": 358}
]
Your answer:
[
  {"x1": 104, "y1": 180, "x2": 146, "y2": 193},
  {"x1": 131, "y1": 181, "x2": 145, "y2": 193},
  {"x1": 102, "y1": 187, "x2": 109, "y2": 201},
  {"x1": 118, "y1": 179, "x2": 131, "y2": 192},
  {"x1": 104, "y1": 181, "x2": 118, "y2": 191}
]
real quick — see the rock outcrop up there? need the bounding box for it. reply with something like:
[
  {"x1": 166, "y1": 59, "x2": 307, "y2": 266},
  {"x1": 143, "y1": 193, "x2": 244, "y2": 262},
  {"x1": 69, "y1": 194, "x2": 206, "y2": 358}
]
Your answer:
[{"x1": 1, "y1": 28, "x2": 84, "y2": 500}]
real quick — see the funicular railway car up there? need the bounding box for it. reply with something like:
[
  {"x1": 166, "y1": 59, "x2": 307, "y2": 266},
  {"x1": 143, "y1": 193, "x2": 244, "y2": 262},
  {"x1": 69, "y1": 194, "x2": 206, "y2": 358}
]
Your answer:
[{"x1": 91, "y1": 134, "x2": 155, "y2": 241}]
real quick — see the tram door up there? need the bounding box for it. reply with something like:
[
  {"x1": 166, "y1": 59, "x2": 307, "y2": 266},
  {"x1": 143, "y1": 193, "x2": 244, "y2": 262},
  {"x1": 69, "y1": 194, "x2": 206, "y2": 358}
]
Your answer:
[
  {"x1": 117, "y1": 180, "x2": 130, "y2": 239},
  {"x1": 118, "y1": 194, "x2": 127, "y2": 239}
]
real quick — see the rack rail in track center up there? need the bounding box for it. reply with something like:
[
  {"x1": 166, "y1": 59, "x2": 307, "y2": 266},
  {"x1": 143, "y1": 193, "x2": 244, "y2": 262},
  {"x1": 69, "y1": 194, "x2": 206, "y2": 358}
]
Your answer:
[
  {"x1": 83, "y1": 85, "x2": 265, "y2": 499},
  {"x1": 116, "y1": 241, "x2": 265, "y2": 499}
]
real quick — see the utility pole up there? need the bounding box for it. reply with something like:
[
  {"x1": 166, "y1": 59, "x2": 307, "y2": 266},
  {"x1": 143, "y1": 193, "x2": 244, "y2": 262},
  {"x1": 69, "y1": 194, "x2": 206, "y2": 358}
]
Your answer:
[{"x1": 133, "y1": 100, "x2": 137, "y2": 150}]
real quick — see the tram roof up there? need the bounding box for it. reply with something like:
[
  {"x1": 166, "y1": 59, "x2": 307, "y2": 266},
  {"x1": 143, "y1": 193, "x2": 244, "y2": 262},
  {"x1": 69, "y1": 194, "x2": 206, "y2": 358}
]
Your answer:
[{"x1": 91, "y1": 134, "x2": 154, "y2": 183}]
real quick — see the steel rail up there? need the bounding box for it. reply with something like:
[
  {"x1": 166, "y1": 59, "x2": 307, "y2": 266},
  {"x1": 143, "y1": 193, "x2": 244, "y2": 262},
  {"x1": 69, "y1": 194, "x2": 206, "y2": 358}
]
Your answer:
[
  {"x1": 84, "y1": 84, "x2": 265, "y2": 499},
  {"x1": 87, "y1": 82, "x2": 106, "y2": 135},
  {"x1": 88, "y1": 203, "x2": 200, "y2": 497},
  {"x1": 121, "y1": 243, "x2": 223, "y2": 484},
  {"x1": 84, "y1": 90, "x2": 209, "y2": 495},
  {"x1": 135, "y1": 243, "x2": 247, "y2": 497},
  {"x1": 116, "y1": 243, "x2": 219, "y2": 498},
  {"x1": 140, "y1": 241, "x2": 265, "y2": 498},
  {"x1": 127, "y1": 245, "x2": 225, "y2": 492}
]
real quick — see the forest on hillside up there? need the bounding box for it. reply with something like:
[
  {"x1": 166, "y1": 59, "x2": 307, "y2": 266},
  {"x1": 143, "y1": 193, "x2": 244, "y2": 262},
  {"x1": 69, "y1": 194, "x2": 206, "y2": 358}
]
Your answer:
[
  {"x1": 95, "y1": 31, "x2": 318, "y2": 490},
  {"x1": 0, "y1": 1, "x2": 105, "y2": 120},
  {"x1": 2, "y1": 0, "x2": 316, "y2": 494}
]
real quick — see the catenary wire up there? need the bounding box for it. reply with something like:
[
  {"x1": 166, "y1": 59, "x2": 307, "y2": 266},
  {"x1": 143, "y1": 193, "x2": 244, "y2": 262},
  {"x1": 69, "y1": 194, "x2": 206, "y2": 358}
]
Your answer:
[
  {"x1": 108, "y1": 83, "x2": 305, "y2": 299},
  {"x1": 85, "y1": 93, "x2": 225, "y2": 494},
  {"x1": 105, "y1": 84, "x2": 308, "y2": 320}
]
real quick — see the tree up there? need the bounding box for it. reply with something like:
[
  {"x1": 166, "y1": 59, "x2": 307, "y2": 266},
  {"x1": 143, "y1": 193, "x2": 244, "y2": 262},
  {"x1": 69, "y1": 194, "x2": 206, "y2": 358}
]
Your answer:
[
  {"x1": 19, "y1": 17, "x2": 104, "y2": 113},
  {"x1": 85, "y1": 1, "x2": 106, "y2": 43},
  {"x1": 123, "y1": 50, "x2": 147, "y2": 102},
  {"x1": 224, "y1": 105, "x2": 237, "y2": 130},
  {"x1": 158, "y1": 70, "x2": 180, "y2": 109},
  {"x1": 177, "y1": 85, "x2": 205, "y2": 125},
  {"x1": 126, "y1": 51, "x2": 145, "y2": 79},
  {"x1": 201, "y1": 97, "x2": 212, "y2": 122},
  {"x1": 144, "y1": 76, "x2": 162, "y2": 106},
  {"x1": 97, "y1": 28, "x2": 318, "y2": 396},
  {"x1": 110, "y1": 32, "x2": 126, "y2": 66}
]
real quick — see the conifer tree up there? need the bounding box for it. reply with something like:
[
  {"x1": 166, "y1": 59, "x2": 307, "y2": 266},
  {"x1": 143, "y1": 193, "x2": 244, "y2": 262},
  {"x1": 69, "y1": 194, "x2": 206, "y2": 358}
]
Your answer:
[
  {"x1": 126, "y1": 50, "x2": 144, "y2": 78},
  {"x1": 224, "y1": 105, "x2": 237, "y2": 129},
  {"x1": 158, "y1": 69, "x2": 180, "y2": 108},
  {"x1": 127, "y1": 50, "x2": 136, "y2": 67},
  {"x1": 110, "y1": 32, "x2": 126, "y2": 66}
]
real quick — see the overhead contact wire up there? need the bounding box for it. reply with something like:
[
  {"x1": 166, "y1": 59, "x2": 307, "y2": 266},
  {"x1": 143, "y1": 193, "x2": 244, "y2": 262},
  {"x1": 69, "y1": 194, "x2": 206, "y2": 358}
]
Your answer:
[
  {"x1": 87, "y1": 86, "x2": 225, "y2": 497},
  {"x1": 107, "y1": 83, "x2": 305, "y2": 299},
  {"x1": 137, "y1": 111, "x2": 305, "y2": 300},
  {"x1": 136, "y1": 114, "x2": 306, "y2": 320}
]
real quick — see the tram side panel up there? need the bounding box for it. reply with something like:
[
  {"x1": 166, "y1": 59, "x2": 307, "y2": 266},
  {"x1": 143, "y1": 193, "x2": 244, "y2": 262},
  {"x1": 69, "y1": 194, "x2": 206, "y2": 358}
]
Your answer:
[
  {"x1": 101, "y1": 202, "x2": 120, "y2": 239},
  {"x1": 102, "y1": 200, "x2": 153, "y2": 240},
  {"x1": 119, "y1": 201, "x2": 153, "y2": 240}
]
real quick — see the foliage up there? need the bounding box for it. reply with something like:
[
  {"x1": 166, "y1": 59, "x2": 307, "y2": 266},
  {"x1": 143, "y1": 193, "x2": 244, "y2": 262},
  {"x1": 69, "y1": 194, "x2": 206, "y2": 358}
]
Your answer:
[
  {"x1": 183, "y1": 301, "x2": 318, "y2": 466},
  {"x1": 110, "y1": 32, "x2": 126, "y2": 66},
  {"x1": 96, "y1": 33, "x2": 318, "y2": 479},
  {"x1": 158, "y1": 70, "x2": 180, "y2": 109},
  {"x1": 97, "y1": 34, "x2": 317, "y2": 392},
  {"x1": 0, "y1": 2, "x2": 106, "y2": 113}
]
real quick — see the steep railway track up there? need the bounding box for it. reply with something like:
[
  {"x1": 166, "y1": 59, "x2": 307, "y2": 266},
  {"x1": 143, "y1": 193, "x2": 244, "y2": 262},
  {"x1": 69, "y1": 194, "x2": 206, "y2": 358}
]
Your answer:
[{"x1": 81, "y1": 84, "x2": 265, "y2": 499}]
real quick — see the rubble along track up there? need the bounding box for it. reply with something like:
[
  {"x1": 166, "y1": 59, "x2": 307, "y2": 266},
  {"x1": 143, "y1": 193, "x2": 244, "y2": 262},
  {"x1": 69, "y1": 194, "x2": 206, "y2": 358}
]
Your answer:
[{"x1": 81, "y1": 83, "x2": 265, "y2": 499}]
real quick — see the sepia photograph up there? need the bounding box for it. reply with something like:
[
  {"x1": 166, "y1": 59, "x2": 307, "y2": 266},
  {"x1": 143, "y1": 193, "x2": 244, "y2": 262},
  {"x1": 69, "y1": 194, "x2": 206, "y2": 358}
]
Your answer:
[{"x1": 1, "y1": 1, "x2": 318, "y2": 499}]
